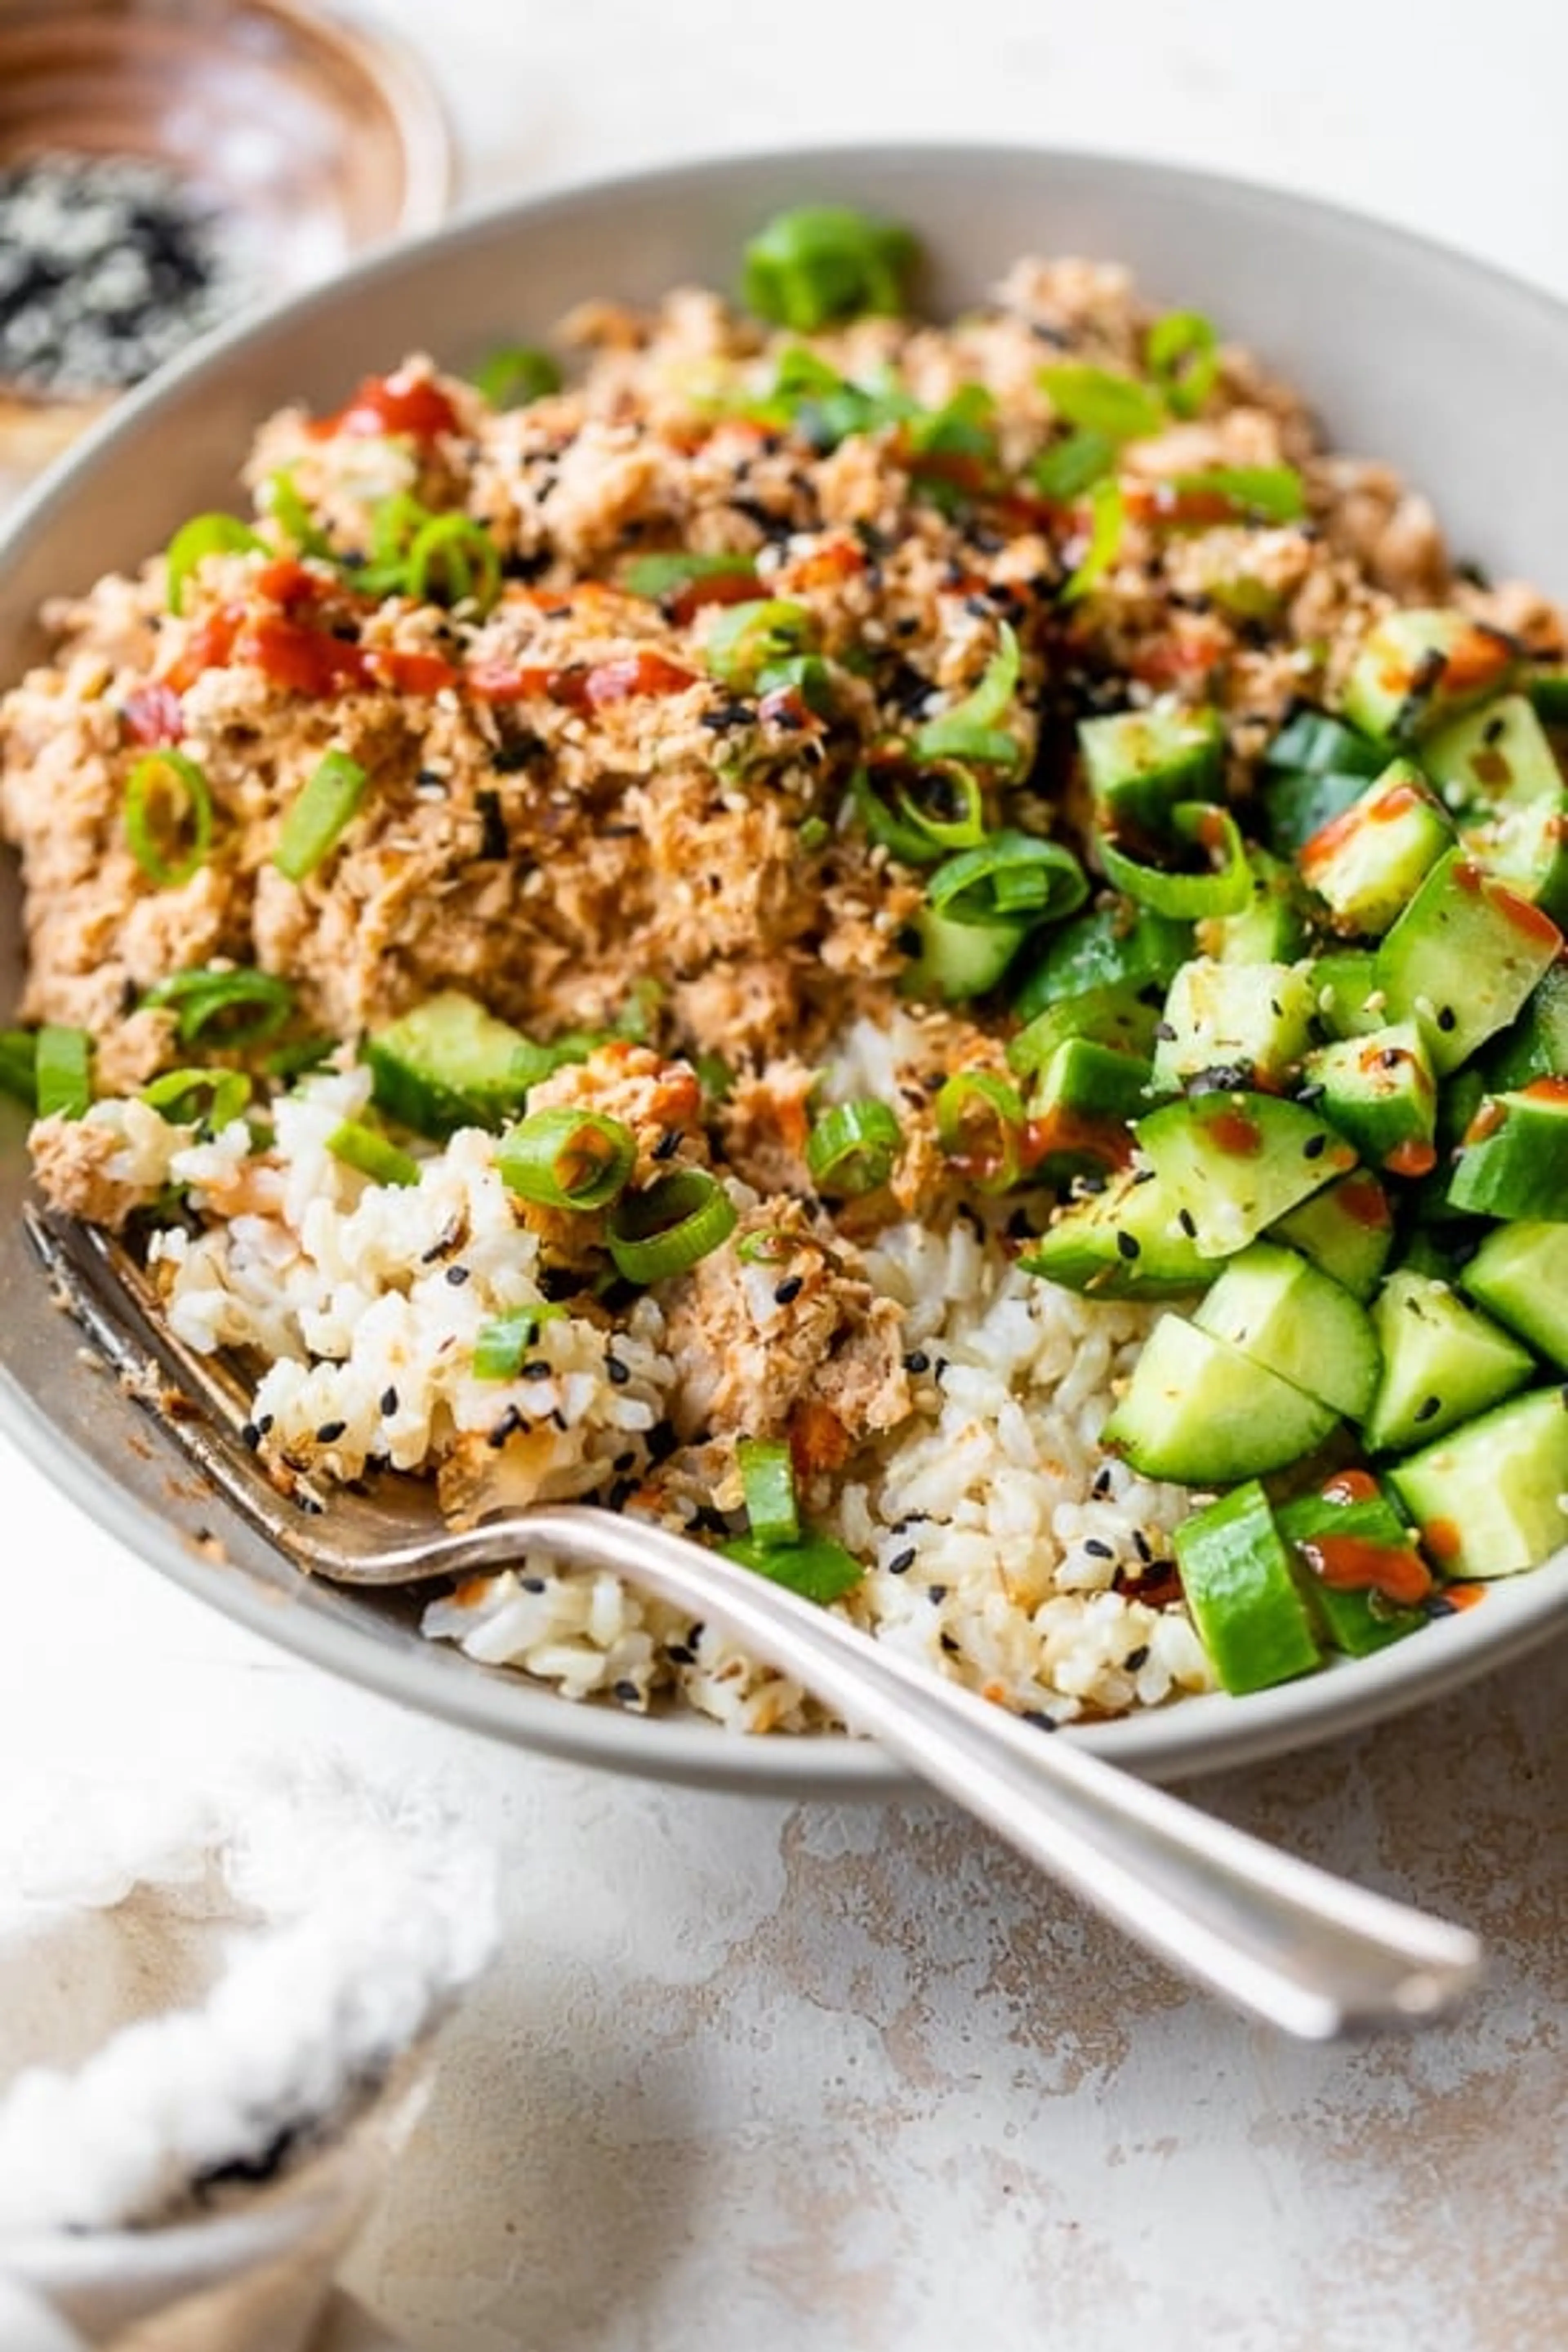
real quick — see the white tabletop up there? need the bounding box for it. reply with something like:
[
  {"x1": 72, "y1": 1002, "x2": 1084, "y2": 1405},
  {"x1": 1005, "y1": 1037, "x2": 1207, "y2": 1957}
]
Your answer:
[{"x1": 6, "y1": 5, "x2": 1568, "y2": 2346}]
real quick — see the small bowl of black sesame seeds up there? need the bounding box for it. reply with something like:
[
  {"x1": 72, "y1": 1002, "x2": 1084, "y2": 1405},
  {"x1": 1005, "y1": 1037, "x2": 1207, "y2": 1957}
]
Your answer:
[{"x1": 0, "y1": 0, "x2": 452, "y2": 475}]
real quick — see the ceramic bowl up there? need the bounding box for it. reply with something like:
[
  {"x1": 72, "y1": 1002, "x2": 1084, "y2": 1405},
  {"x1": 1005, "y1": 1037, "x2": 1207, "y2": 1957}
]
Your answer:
[{"x1": 4, "y1": 145, "x2": 1567, "y2": 1795}]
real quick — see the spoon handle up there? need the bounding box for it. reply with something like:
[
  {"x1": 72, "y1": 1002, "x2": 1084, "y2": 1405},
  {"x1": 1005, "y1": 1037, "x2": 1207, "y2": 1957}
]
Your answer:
[{"x1": 446, "y1": 1505, "x2": 1483, "y2": 2039}]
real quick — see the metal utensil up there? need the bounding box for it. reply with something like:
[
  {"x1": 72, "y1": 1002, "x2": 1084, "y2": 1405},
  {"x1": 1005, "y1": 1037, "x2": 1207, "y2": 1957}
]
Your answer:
[{"x1": 27, "y1": 1205, "x2": 1484, "y2": 2040}]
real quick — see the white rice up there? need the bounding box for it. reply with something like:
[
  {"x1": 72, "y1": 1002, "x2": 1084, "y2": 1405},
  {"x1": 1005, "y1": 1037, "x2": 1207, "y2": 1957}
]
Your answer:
[{"x1": 143, "y1": 1056, "x2": 1214, "y2": 1733}]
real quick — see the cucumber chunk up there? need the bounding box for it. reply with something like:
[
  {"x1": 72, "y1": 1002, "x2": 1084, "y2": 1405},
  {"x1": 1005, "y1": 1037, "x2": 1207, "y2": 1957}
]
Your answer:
[
  {"x1": 1149, "y1": 958, "x2": 1318, "y2": 1094},
  {"x1": 1389, "y1": 1388, "x2": 1568, "y2": 1579},
  {"x1": 1459, "y1": 1221, "x2": 1568, "y2": 1370},
  {"x1": 1201, "y1": 847, "x2": 1310, "y2": 964},
  {"x1": 900, "y1": 904, "x2": 1025, "y2": 1002},
  {"x1": 1078, "y1": 706, "x2": 1224, "y2": 838},
  {"x1": 1172, "y1": 1481, "x2": 1323, "y2": 1694},
  {"x1": 1297, "y1": 759, "x2": 1454, "y2": 937},
  {"x1": 1263, "y1": 709, "x2": 1385, "y2": 779},
  {"x1": 1462, "y1": 792, "x2": 1568, "y2": 927},
  {"x1": 1026, "y1": 1039, "x2": 1150, "y2": 1185},
  {"x1": 1311, "y1": 951, "x2": 1384, "y2": 1041},
  {"x1": 1271, "y1": 1170, "x2": 1395, "y2": 1302},
  {"x1": 1363, "y1": 1269, "x2": 1534, "y2": 1453},
  {"x1": 1446, "y1": 1080, "x2": 1568, "y2": 1219},
  {"x1": 1009, "y1": 902, "x2": 1190, "y2": 1023},
  {"x1": 366, "y1": 990, "x2": 537, "y2": 1138},
  {"x1": 1192, "y1": 1241, "x2": 1381, "y2": 1420},
  {"x1": 1259, "y1": 768, "x2": 1368, "y2": 859},
  {"x1": 1135, "y1": 1091, "x2": 1358, "y2": 1258},
  {"x1": 1425, "y1": 691, "x2": 1563, "y2": 812},
  {"x1": 1020, "y1": 1169, "x2": 1209, "y2": 1298},
  {"x1": 1276, "y1": 1477, "x2": 1431, "y2": 1656},
  {"x1": 1101, "y1": 1314, "x2": 1339, "y2": 1484},
  {"x1": 1483, "y1": 960, "x2": 1568, "y2": 1087},
  {"x1": 1374, "y1": 849, "x2": 1562, "y2": 1072},
  {"x1": 1303, "y1": 1021, "x2": 1438, "y2": 1179},
  {"x1": 1341, "y1": 608, "x2": 1519, "y2": 744}
]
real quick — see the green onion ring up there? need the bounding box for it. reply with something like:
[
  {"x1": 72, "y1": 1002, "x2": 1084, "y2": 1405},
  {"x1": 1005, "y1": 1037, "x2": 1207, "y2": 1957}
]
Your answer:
[
  {"x1": 140, "y1": 1066, "x2": 251, "y2": 1131},
  {"x1": 606, "y1": 1169, "x2": 738, "y2": 1281},
  {"x1": 621, "y1": 551, "x2": 757, "y2": 599},
  {"x1": 913, "y1": 624, "x2": 1022, "y2": 771},
  {"x1": 933, "y1": 1068, "x2": 1029, "y2": 1194},
  {"x1": 165, "y1": 513, "x2": 268, "y2": 615},
  {"x1": 1031, "y1": 427, "x2": 1118, "y2": 502},
  {"x1": 1062, "y1": 478, "x2": 1125, "y2": 605},
  {"x1": 472, "y1": 345, "x2": 562, "y2": 408},
  {"x1": 740, "y1": 206, "x2": 918, "y2": 332},
  {"x1": 123, "y1": 748, "x2": 214, "y2": 888},
  {"x1": 497, "y1": 1108, "x2": 638, "y2": 1212},
  {"x1": 1146, "y1": 311, "x2": 1221, "y2": 419},
  {"x1": 327, "y1": 1120, "x2": 421, "y2": 1187},
  {"x1": 804, "y1": 1098, "x2": 903, "y2": 1195},
  {"x1": 0, "y1": 1029, "x2": 38, "y2": 1110},
  {"x1": 1098, "y1": 802, "x2": 1253, "y2": 918},
  {"x1": 263, "y1": 470, "x2": 332, "y2": 558},
  {"x1": 472, "y1": 1305, "x2": 565, "y2": 1380},
  {"x1": 142, "y1": 966, "x2": 294, "y2": 1047},
  {"x1": 34, "y1": 1025, "x2": 92, "y2": 1121},
  {"x1": 1037, "y1": 364, "x2": 1165, "y2": 444},
  {"x1": 737, "y1": 1436, "x2": 800, "y2": 1548},
  {"x1": 405, "y1": 513, "x2": 502, "y2": 616},
  {"x1": 720, "y1": 1529, "x2": 865, "y2": 1603},
  {"x1": 274, "y1": 750, "x2": 370, "y2": 883},
  {"x1": 927, "y1": 831, "x2": 1089, "y2": 928},
  {"x1": 704, "y1": 598, "x2": 816, "y2": 688}
]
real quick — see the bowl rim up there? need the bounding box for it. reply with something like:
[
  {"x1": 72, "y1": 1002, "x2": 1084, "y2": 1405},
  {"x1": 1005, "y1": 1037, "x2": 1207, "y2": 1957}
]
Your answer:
[{"x1": 5, "y1": 138, "x2": 1568, "y2": 1797}]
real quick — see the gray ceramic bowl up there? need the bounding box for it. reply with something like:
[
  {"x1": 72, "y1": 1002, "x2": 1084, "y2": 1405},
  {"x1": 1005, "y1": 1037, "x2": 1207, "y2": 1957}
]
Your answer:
[{"x1": 4, "y1": 145, "x2": 1568, "y2": 1795}]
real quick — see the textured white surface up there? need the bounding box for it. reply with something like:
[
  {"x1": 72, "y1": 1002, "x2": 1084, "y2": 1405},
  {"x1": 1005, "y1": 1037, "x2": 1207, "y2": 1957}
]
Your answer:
[{"x1": 5, "y1": 2, "x2": 1568, "y2": 2346}]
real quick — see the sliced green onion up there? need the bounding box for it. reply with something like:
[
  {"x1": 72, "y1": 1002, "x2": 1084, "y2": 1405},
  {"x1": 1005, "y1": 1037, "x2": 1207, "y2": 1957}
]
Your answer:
[
  {"x1": 933, "y1": 1068, "x2": 1028, "y2": 1193},
  {"x1": 1006, "y1": 982, "x2": 1159, "y2": 1078},
  {"x1": 140, "y1": 1066, "x2": 251, "y2": 1130},
  {"x1": 124, "y1": 748, "x2": 213, "y2": 888},
  {"x1": 1146, "y1": 311, "x2": 1221, "y2": 419},
  {"x1": 852, "y1": 763, "x2": 988, "y2": 864},
  {"x1": 607, "y1": 1169, "x2": 738, "y2": 1281},
  {"x1": 274, "y1": 750, "x2": 370, "y2": 882},
  {"x1": 737, "y1": 1436, "x2": 800, "y2": 1547},
  {"x1": 704, "y1": 599, "x2": 817, "y2": 688},
  {"x1": 352, "y1": 491, "x2": 431, "y2": 596},
  {"x1": 166, "y1": 513, "x2": 267, "y2": 615},
  {"x1": 1037, "y1": 363, "x2": 1165, "y2": 445},
  {"x1": 755, "y1": 653, "x2": 836, "y2": 716},
  {"x1": 34, "y1": 1025, "x2": 91, "y2": 1120},
  {"x1": 142, "y1": 966, "x2": 295, "y2": 1047},
  {"x1": 262, "y1": 469, "x2": 331, "y2": 558},
  {"x1": 0, "y1": 1029, "x2": 37, "y2": 1109},
  {"x1": 1098, "y1": 801, "x2": 1252, "y2": 918},
  {"x1": 695, "y1": 1051, "x2": 735, "y2": 1101},
  {"x1": 328, "y1": 1119, "x2": 421, "y2": 1187},
  {"x1": 1031, "y1": 427, "x2": 1117, "y2": 502},
  {"x1": 405, "y1": 514, "x2": 502, "y2": 615},
  {"x1": 927, "y1": 831, "x2": 1089, "y2": 927},
  {"x1": 1167, "y1": 464, "x2": 1305, "y2": 524},
  {"x1": 497, "y1": 1108, "x2": 637, "y2": 1212},
  {"x1": 1062, "y1": 478, "x2": 1125, "y2": 604},
  {"x1": 472, "y1": 1304, "x2": 566, "y2": 1380},
  {"x1": 741, "y1": 206, "x2": 918, "y2": 332},
  {"x1": 804, "y1": 1098, "x2": 903, "y2": 1195},
  {"x1": 735, "y1": 1225, "x2": 793, "y2": 1264},
  {"x1": 264, "y1": 1034, "x2": 337, "y2": 1080},
  {"x1": 721, "y1": 1528, "x2": 865, "y2": 1604},
  {"x1": 621, "y1": 551, "x2": 757, "y2": 599},
  {"x1": 472, "y1": 345, "x2": 562, "y2": 408},
  {"x1": 913, "y1": 623, "x2": 1023, "y2": 772}
]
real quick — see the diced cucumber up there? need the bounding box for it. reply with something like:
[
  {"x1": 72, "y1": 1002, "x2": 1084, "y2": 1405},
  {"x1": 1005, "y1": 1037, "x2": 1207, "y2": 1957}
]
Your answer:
[
  {"x1": 1302, "y1": 1021, "x2": 1438, "y2": 1179},
  {"x1": 1271, "y1": 1170, "x2": 1395, "y2": 1302},
  {"x1": 1019, "y1": 1169, "x2": 1209, "y2": 1298},
  {"x1": 1462, "y1": 792, "x2": 1568, "y2": 927},
  {"x1": 1297, "y1": 759, "x2": 1454, "y2": 937},
  {"x1": 1374, "y1": 848, "x2": 1562, "y2": 1072},
  {"x1": 1007, "y1": 983, "x2": 1158, "y2": 1078},
  {"x1": 1009, "y1": 902, "x2": 1191, "y2": 1023},
  {"x1": 1275, "y1": 1477, "x2": 1431, "y2": 1657},
  {"x1": 1172, "y1": 1482, "x2": 1323, "y2": 1696},
  {"x1": 1483, "y1": 960, "x2": 1568, "y2": 1087},
  {"x1": 1341, "y1": 608, "x2": 1519, "y2": 744},
  {"x1": 1259, "y1": 768, "x2": 1368, "y2": 859},
  {"x1": 1077, "y1": 705, "x2": 1224, "y2": 839},
  {"x1": 1192, "y1": 1240, "x2": 1381, "y2": 1420},
  {"x1": 1362, "y1": 1268, "x2": 1534, "y2": 1453},
  {"x1": 1425, "y1": 692, "x2": 1563, "y2": 813},
  {"x1": 1311, "y1": 950, "x2": 1384, "y2": 1040},
  {"x1": 366, "y1": 990, "x2": 537, "y2": 1138},
  {"x1": 1200, "y1": 846, "x2": 1310, "y2": 964},
  {"x1": 1134, "y1": 1091, "x2": 1358, "y2": 1258},
  {"x1": 1446, "y1": 1080, "x2": 1568, "y2": 1219},
  {"x1": 1459, "y1": 1221, "x2": 1568, "y2": 1369},
  {"x1": 1026, "y1": 1039, "x2": 1150, "y2": 1185},
  {"x1": 1263, "y1": 709, "x2": 1386, "y2": 779},
  {"x1": 1149, "y1": 957, "x2": 1318, "y2": 1094},
  {"x1": 1102, "y1": 1314, "x2": 1339, "y2": 1484},
  {"x1": 1389, "y1": 1388, "x2": 1568, "y2": 1579},
  {"x1": 900, "y1": 904, "x2": 1026, "y2": 1002}
]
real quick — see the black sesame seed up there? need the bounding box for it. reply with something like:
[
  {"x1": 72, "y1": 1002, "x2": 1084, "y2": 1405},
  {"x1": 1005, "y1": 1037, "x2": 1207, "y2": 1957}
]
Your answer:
[
  {"x1": 1133, "y1": 1529, "x2": 1153, "y2": 1563},
  {"x1": 612, "y1": 1450, "x2": 637, "y2": 1473},
  {"x1": 1437, "y1": 1006, "x2": 1458, "y2": 1033},
  {"x1": 1124, "y1": 1645, "x2": 1150, "y2": 1671},
  {"x1": 521, "y1": 1359, "x2": 552, "y2": 1381},
  {"x1": 1091, "y1": 1466, "x2": 1113, "y2": 1500},
  {"x1": 927, "y1": 1584, "x2": 949, "y2": 1604},
  {"x1": 605, "y1": 1354, "x2": 630, "y2": 1386},
  {"x1": 903, "y1": 1349, "x2": 931, "y2": 1374},
  {"x1": 1414, "y1": 1394, "x2": 1442, "y2": 1423},
  {"x1": 612, "y1": 1679, "x2": 641, "y2": 1706},
  {"x1": 607, "y1": 1478, "x2": 637, "y2": 1511},
  {"x1": 1303, "y1": 1133, "x2": 1327, "y2": 1160},
  {"x1": 1084, "y1": 1538, "x2": 1114, "y2": 1560},
  {"x1": 1153, "y1": 1021, "x2": 1177, "y2": 1042},
  {"x1": 939, "y1": 1632, "x2": 961, "y2": 1654},
  {"x1": 652, "y1": 1128, "x2": 682, "y2": 1162},
  {"x1": 1022, "y1": 1708, "x2": 1060, "y2": 1731},
  {"x1": 773, "y1": 1274, "x2": 804, "y2": 1305},
  {"x1": 1177, "y1": 1208, "x2": 1197, "y2": 1238},
  {"x1": 1116, "y1": 1229, "x2": 1141, "y2": 1261},
  {"x1": 487, "y1": 1408, "x2": 522, "y2": 1448},
  {"x1": 445, "y1": 1264, "x2": 471, "y2": 1286},
  {"x1": 887, "y1": 1548, "x2": 916, "y2": 1576},
  {"x1": 520, "y1": 1574, "x2": 547, "y2": 1593},
  {"x1": 314, "y1": 1420, "x2": 347, "y2": 1444},
  {"x1": 380, "y1": 1386, "x2": 399, "y2": 1416}
]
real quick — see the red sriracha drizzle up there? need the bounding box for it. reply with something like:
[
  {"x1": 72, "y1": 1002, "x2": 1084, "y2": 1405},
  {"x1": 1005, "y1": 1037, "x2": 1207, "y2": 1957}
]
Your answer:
[
  {"x1": 468, "y1": 651, "x2": 697, "y2": 708},
  {"x1": 307, "y1": 368, "x2": 461, "y2": 444}
]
